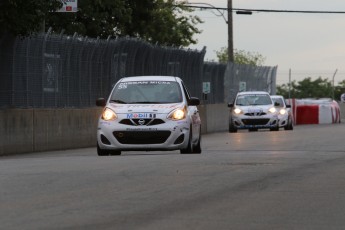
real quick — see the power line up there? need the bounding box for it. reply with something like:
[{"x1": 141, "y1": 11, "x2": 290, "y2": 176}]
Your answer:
[{"x1": 183, "y1": 5, "x2": 345, "y2": 14}]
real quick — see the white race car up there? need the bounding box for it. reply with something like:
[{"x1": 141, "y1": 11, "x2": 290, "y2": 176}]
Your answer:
[
  {"x1": 271, "y1": 95, "x2": 294, "y2": 130},
  {"x1": 96, "y1": 76, "x2": 202, "y2": 156},
  {"x1": 228, "y1": 91, "x2": 279, "y2": 132}
]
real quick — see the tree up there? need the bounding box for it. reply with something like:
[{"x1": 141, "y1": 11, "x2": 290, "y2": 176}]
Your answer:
[
  {"x1": 215, "y1": 47, "x2": 266, "y2": 66},
  {"x1": 46, "y1": 0, "x2": 132, "y2": 38},
  {"x1": 46, "y1": 0, "x2": 202, "y2": 47},
  {"x1": 123, "y1": 0, "x2": 203, "y2": 46},
  {"x1": 276, "y1": 77, "x2": 343, "y2": 100},
  {"x1": 0, "y1": 0, "x2": 62, "y2": 36},
  {"x1": 0, "y1": 0, "x2": 201, "y2": 47}
]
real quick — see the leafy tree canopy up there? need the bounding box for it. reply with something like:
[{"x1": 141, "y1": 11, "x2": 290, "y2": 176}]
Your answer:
[
  {"x1": 215, "y1": 46, "x2": 266, "y2": 66},
  {"x1": 277, "y1": 77, "x2": 345, "y2": 100},
  {"x1": 0, "y1": 0, "x2": 202, "y2": 47},
  {"x1": 0, "y1": 0, "x2": 62, "y2": 36}
]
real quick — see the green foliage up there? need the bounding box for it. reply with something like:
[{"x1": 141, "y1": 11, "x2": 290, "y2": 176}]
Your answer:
[
  {"x1": 47, "y1": 0, "x2": 132, "y2": 38},
  {"x1": 0, "y1": 0, "x2": 62, "y2": 36},
  {"x1": 0, "y1": 0, "x2": 201, "y2": 46},
  {"x1": 123, "y1": 0, "x2": 203, "y2": 46},
  {"x1": 215, "y1": 47, "x2": 266, "y2": 66},
  {"x1": 277, "y1": 77, "x2": 345, "y2": 100},
  {"x1": 215, "y1": 47, "x2": 228, "y2": 63},
  {"x1": 34, "y1": 0, "x2": 200, "y2": 47}
]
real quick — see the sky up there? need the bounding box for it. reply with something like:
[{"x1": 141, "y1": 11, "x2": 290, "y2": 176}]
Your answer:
[{"x1": 183, "y1": 0, "x2": 345, "y2": 85}]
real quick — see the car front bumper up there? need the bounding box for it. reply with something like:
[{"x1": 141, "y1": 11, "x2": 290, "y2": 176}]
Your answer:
[
  {"x1": 97, "y1": 117, "x2": 191, "y2": 151},
  {"x1": 231, "y1": 115, "x2": 279, "y2": 129}
]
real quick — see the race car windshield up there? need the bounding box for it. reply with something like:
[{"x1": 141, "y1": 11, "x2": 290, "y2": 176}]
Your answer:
[
  {"x1": 110, "y1": 81, "x2": 183, "y2": 104},
  {"x1": 236, "y1": 94, "x2": 272, "y2": 106},
  {"x1": 272, "y1": 98, "x2": 284, "y2": 107}
]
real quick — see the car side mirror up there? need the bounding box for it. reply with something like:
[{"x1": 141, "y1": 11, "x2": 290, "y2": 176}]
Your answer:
[
  {"x1": 286, "y1": 104, "x2": 291, "y2": 108},
  {"x1": 96, "y1": 98, "x2": 106, "y2": 107},
  {"x1": 189, "y1": 97, "x2": 200, "y2": 106},
  {"x1": 228, "y1": 103, "x2": 234, "y2": 108}
]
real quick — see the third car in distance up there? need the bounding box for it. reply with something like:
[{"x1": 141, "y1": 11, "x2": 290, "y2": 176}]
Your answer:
[
  {"x1": 228, "y1": 91, "x2": 279, "y2": 133},
  {"x1": 271, "y1": 95, "x2": 294, "y2": 130}
]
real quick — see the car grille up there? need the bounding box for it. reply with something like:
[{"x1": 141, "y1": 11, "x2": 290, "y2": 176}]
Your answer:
[
  {"x1": 113, "y1": 131, "x2": 171, "y2": 144},
  {"x1": 242, "y1": 119, "x2": 270, "y2": 125},
  {"x1": 244, "y1": 112, "x2": 267, "y2": 116},
  {"x1": 119, "y1": 118, "x2": 165, "y2": 126}
]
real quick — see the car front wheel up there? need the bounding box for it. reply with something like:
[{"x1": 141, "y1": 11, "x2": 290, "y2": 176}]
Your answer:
[
  {"x1": 229, "y1": 119, "x2": 238, "y2": 133},
  {"x1": 180, "y1": 127, "x2": 201, "y2": 154},
  {"x1": 97, "y1": 143, "x2": 121, "y2": 156},
  {"x1": 284, "y1": 117, "x2": 294, "y2": 130},
  {"x1": 270, "y1": 124, "x2": 279, "y2": 131},
  {"x1": 193, "y1": 126, "x2": 202, "y2": 154}
]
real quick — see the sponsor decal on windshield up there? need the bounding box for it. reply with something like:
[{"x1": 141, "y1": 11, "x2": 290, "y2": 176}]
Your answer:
[
  {"x1": 109, "y1": 104, "x2": 181, "y2": 109},
  {"x1": 118, "y1": 81, "x2": 172, "y2": 89}
]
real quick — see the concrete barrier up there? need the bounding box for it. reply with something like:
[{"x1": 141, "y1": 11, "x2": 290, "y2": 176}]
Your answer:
[
  {"x1": 0, "y1": 108, "x2": 101, "y2": 156},
  {"x1": 200, "y1": 103, "x2": 229, "y2": 133},
  {"x1": 1, "y1": 103, "x2": 344, "y2": 156},
  {"x1": 0, "y1": 109, "x2": 34, "y2": 155}
]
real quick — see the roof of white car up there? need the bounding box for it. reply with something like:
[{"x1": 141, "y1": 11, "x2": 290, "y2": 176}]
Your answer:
[
  {"x1": 119, "y1": 76, "x2": 180, "y2": 82},
  {"x1": 237, "y1": 91, "x2": 270, "y2": 95},
  {"x1": 271, "y1": 95, "x2": 285, "y2": 99}
]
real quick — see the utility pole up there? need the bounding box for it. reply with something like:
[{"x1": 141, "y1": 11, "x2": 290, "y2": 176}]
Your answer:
[
  {"x1": 227, "y1": 0, "x2": 234, "y2": 62},
  {"x1": 289, "y1": 68, "x2": 291, "y2": 99},
  {"x1": 332, "y1": 68, "x2": 338, "y2": 100}
]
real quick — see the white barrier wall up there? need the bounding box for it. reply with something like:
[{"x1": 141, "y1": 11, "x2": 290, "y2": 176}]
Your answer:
[{"x1": 287, "y1": 99, "x2": 341, "y2": 125}]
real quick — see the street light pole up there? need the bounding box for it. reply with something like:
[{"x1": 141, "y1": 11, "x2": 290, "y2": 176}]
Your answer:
[{"x1": 228, "y1": 0, "x2": 234, "y2": 62}]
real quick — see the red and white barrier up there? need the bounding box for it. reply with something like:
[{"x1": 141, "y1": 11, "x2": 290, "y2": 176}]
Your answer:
[{"x1": 286, "y1": 98, "x2": 341, "y2": 125}]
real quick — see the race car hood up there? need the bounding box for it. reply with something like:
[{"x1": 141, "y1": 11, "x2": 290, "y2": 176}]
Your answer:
[
  {"x1": 108, "y1": 102, "x2": 184, "y2": 114},
  {"x1": 236, "y1": 105, "x2": 273, "y2": 112}
]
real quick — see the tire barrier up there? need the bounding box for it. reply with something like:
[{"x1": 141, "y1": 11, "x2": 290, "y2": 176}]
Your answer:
[{"x1": 286, "y1": 99, "x2": 341, "y2": 125}]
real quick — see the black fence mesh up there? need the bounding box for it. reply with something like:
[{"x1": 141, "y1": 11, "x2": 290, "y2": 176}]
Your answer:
[{"x1": 0, "y1": 30, "x2": 276, "y2": 108}]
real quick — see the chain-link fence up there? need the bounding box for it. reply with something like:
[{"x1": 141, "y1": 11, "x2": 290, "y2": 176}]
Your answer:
[
  {"x1": 0, "y1": 29, "x2": 207, "y2": 108},
  {"x1": 202, "y1": 62, "x2": 227, "y2": 104},
  {"x1": 0, "y1": 30, "x2": 276, "y2": 108},
  {"x1": 224, "y1": 62, "x2": 278, "y2": 103}
]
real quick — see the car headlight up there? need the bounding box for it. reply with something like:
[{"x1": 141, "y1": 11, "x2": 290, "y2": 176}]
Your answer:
[
  {"x1": 233, "y1": 108, "x2": 243, "y2": 115},
  {"x1": 101, "y1": 108, "x2": 117, "y2": 121},
  {"x1": 279, "y1": 108, "x2": 287, "y2": 115},
  {"x1": 268, "y1": 107, "x2": 277, "y2": 114},
  {"x1": 168, "y1": 107, "x2": 186, "y2": 120}
]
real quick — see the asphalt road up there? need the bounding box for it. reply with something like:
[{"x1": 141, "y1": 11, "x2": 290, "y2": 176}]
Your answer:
[{"x1": 1, "y1": 123, "x2": 345, "y2": 230}]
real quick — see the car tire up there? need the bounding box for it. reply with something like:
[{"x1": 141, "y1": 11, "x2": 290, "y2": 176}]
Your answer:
[
  {"x1": 97, "y1": 143, "x2": 109, "y2": 156},
  {"x1": 287, "y1": 123, "x2": 294, "y2": 130},
  {"x1": 109, "y1": 150, "x2": 121, "y2": 155},
  {"x1": 229, "y1": 120, "x2": 238, "y2": 133},
  {"x1": 289, "y1": 123, "x2": 294, "y2": 130},
  {"x1": 270, "y1": 125, "x2": 279, "y2": 131},
  {"x1": 180, "y1": 128, "x2": 194, "y2": 154},
  {"x1": 97, "y1": 143, "x2": 121, "y2": 156},
  {"x1": 284, "y1": 118, "x2": 294, "y2": 130},
  {"x1": 193, "y1": 127, "x2": 202, "y2": 154}
]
